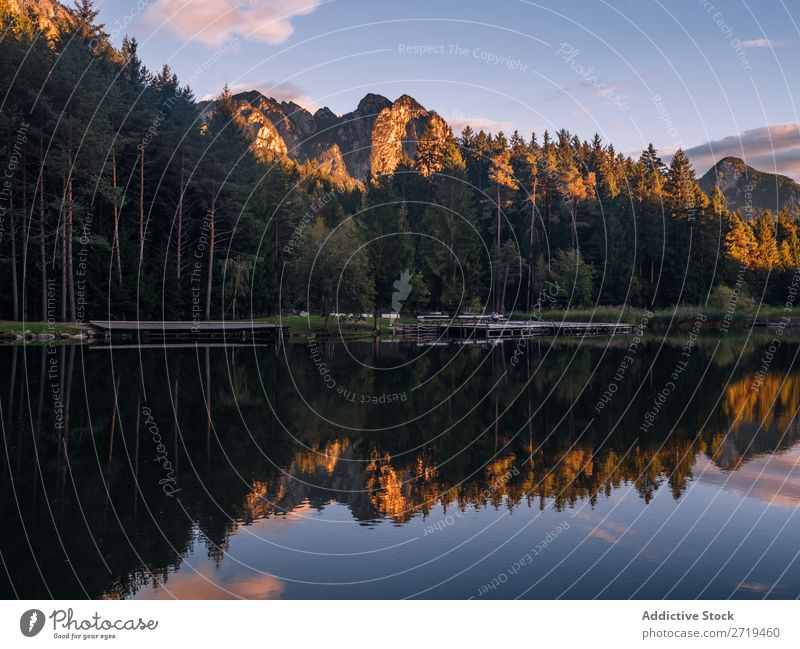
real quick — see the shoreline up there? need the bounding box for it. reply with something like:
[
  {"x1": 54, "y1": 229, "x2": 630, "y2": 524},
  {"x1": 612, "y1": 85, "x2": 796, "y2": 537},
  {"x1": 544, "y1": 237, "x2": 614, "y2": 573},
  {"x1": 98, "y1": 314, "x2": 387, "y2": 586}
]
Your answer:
[{"x1": 2, "y1": 309, "x2": 799, "y2": 346}]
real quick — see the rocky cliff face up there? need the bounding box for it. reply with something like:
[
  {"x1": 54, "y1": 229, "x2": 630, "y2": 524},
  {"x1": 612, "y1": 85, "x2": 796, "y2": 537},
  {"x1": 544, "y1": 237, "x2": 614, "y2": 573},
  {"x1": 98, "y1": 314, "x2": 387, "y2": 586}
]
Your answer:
[
  {"x1": 5, "y1": 0, "x2": 65, "y2": 39},
  {"x1": 699, "y1": 156, "x2": 800, "y2": 215},
  {"x1": 368, "y1": 94, "x2": 450, "y2": 176},
  {"x1": 200, "y1": 91, "x2": 452, "y2": 182}
]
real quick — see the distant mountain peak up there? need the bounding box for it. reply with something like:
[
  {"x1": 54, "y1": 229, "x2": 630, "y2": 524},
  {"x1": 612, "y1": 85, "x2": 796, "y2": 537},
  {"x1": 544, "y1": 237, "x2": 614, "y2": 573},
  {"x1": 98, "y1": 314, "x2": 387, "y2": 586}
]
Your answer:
[{"x1": 699, "y1": 156, "x2": 800, "y2": 214}]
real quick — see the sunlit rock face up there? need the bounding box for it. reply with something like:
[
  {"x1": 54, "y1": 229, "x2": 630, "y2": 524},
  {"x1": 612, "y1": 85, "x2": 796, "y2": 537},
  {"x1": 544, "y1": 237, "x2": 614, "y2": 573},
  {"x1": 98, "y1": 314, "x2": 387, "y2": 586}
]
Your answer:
[
  {"x1": 200, "y1": 91, "x2": 452, "y2": 182},
  {"x1": 6, "y1": 0, "x2": 66, "y2": 40},
  {"x1": 369, "y1": 94, "x2": 450, "y2": 177},
  {"x1": 234, "y1": 99, "x2": 289, "y2": 158}
]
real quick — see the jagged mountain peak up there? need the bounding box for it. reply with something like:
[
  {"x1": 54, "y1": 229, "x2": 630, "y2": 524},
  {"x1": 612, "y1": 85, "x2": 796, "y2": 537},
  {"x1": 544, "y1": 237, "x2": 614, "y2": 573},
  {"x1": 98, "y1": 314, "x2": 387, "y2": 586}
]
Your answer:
[
  {"x1": 313, "y1": 106, "x2": 337, "y2": 122},
  {"x1": 217, "y1": 90, "x2": 453, "y2": 181},
  {"x1": 393, "y1": 94, "x2": 424, "y2": 110},
  {"x1": 355, "y1": 93, "x2": 392, "y2": 114}
]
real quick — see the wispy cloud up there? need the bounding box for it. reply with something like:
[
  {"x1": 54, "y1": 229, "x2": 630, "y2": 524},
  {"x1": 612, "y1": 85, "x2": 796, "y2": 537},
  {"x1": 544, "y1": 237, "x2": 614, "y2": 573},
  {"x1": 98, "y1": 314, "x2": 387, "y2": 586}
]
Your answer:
[
  {"x1": 444, "y1": 112, "x2": 515, "y2": 134},
  {"x1": 147, "y1": 0, "x2": 321, "y2": 47},
  {"x1": 685, "y1": 123, "x2": 800, "y2": 179},
  {"x1": 740, "y1": 38, "x2": 783, "y2": 48}
]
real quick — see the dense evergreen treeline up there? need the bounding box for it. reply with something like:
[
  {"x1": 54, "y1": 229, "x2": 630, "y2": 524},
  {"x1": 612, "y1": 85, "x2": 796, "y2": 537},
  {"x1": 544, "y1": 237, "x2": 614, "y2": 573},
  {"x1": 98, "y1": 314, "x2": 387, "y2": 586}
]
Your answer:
[{"x1": 1, "y1": 0, "x2": 798, "y2": 323}]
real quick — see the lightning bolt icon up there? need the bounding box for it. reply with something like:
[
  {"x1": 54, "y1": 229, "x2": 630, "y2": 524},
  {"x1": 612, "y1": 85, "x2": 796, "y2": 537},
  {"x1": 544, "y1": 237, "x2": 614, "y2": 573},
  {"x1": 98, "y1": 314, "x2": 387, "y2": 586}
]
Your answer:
[{"x1": 28, "y1": 611, "x2": 38, "y2": 632}]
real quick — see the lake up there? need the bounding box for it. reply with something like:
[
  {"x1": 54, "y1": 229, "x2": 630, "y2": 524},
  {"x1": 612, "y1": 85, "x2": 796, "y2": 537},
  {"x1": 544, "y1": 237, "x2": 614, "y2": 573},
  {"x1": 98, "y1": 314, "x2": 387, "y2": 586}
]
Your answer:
[{"x1": 1, "y1": 334, "x2": 799, "y2": 599}]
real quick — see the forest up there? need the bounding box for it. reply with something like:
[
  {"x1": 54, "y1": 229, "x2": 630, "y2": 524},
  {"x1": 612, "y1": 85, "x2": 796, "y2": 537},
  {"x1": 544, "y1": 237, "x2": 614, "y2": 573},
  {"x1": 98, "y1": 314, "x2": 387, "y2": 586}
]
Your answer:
[{"x1": 1, "y1": 0, "x2": 799, "y2": 324}]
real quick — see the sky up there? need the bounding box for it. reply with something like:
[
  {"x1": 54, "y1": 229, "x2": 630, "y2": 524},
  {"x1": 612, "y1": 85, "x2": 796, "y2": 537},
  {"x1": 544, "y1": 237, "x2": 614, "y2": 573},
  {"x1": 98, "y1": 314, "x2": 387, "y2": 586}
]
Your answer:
[{"x1": 94, "y1": 0, "x2": 800, "y2": 178}]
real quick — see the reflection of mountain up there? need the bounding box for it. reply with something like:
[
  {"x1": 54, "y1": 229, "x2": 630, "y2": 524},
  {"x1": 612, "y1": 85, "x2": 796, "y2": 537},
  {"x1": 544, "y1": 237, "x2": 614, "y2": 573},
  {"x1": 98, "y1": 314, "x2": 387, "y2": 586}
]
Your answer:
[{"x1": 1, "y1": 339, "x2": 800, "y2": 598}]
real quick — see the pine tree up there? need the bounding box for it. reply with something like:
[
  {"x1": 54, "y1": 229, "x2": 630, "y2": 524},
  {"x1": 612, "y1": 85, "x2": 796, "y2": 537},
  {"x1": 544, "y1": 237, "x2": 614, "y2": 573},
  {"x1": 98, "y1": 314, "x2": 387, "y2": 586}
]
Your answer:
[{"x1": 725, "y1": 213, "x2": 759, "y2": 270}]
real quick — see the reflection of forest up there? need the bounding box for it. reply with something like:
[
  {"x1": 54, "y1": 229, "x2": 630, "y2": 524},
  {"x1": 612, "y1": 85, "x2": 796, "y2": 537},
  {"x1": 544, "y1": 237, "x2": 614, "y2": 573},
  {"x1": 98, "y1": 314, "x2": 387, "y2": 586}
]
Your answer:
[{"x1": 1, "y1": 338, "x2": 798, "y2": 598}]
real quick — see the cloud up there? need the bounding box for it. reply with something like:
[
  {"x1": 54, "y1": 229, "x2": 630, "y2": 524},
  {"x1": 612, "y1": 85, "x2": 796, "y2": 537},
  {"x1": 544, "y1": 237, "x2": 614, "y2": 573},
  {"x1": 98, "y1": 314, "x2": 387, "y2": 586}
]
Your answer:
[
  {"x1": 684, "y1": 123, "x2": 800, "y2": 179},
  {"x1": 740, "y1": 38, "x2": 783, "y2": 48},
  {"x1": 147, "y1": 0, "x2": 321, "y2": 47},
  {"x1": 203, "y1": 80, "x2": 320, "y2": 111},
  {"x1": 444, "y1": 111, "x2": 515, "y2": 134}
]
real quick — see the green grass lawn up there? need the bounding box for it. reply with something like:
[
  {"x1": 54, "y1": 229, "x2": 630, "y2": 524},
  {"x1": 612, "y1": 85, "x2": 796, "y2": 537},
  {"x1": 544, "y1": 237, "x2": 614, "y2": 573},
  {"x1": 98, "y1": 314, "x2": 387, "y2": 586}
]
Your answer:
[{"x1": 0, "y1": 321, "x2": 87, "y2": 336}]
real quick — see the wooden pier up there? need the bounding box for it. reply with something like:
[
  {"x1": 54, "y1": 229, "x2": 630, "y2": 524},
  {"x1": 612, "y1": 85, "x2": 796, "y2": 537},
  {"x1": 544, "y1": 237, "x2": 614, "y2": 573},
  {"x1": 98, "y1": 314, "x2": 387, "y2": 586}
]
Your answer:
[
  {"x1": 393, "y1": 317, "x2": 632, "y2": 343},
  {"x1": 89, "y1": 321, "x2": 289, "y2": 343},
  {"x1": 745, "y1": 316, "x2": 800, "y2": 329}
]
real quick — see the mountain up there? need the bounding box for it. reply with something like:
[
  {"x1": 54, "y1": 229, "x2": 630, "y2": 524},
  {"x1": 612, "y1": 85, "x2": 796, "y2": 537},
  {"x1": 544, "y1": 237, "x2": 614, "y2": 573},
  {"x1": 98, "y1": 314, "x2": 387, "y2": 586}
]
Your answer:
[
  {"x1": 699, "y1": 156, "x2": 800, "y2": 215},
  {"x1": 4, "y1": 0, "x2": 65, "y2": 39},
  {"x1": 199, "y1": 91, "x2": 452, "y2": 182}
]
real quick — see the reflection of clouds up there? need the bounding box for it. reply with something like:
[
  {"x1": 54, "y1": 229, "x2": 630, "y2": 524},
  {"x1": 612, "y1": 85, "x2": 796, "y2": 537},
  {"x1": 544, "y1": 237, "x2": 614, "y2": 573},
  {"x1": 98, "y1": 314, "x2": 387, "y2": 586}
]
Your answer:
[
  {"x1": 137, "y1": 566, "x2": 284, "y2": 600},
  {"x1": 735, "y1": 581, "x2": 771, "y2": 593},
  {"x1": 696, "y1": 447, "x2": 800, "y2": 507},
  {"x1": 587, "y1": 527, "x2": 619, "y2": 545}
]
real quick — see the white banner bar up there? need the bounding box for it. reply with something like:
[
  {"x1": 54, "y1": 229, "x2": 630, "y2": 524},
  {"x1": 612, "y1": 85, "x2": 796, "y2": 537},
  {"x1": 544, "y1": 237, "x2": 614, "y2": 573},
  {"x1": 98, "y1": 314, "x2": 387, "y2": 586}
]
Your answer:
[{"x1": 1, "y1": 600, "x2": 797, "y2": 647}]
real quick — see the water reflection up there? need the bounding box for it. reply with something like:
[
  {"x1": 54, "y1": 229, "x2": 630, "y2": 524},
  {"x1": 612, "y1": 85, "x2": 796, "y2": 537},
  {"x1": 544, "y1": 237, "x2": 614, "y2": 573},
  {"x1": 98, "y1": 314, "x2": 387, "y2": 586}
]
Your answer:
[{"x1": 1, "y1": 336, "x2": 799, "y2": 599}]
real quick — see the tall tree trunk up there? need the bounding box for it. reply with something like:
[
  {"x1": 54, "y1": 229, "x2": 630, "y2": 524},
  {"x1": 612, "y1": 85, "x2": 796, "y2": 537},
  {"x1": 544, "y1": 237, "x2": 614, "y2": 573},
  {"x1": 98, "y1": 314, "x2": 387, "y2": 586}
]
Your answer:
[
  {"x1": 500, "y1": 260, "x2": 510, "y2": 315},
  {"x1": 9, "y1": 191, "x2": 19, "y2": 321},
  {"x1": 204, "y1": 192, "x2": 216, "y2": 320},
  {"x1": 570, "y1": 205, "x2": 577, "y2": 248},
  {"x1": 66, "y1": 145, "x2": 75, "y2": 322},
  {"x1": 111, "y1": 151, "x2": 122, "y2": 283},
  {"x1": 176, "y1": 153, "x2": 184, "y2": 280},
  {"x1": 496, "y1": 182, "x2": 501, "y2": 311},
  {"x1": 139, "y1": 147, "x2": 145, "y2": 263},
  {"x1": 60, "y1": 194, "x2": 66, "y2": 322},
  {"x1": 39, "y1": 136, "x2": 47, "y2": 323},
  {"x1": 527, "y1": 182, "x2": 537, "y2": 315},
  {"x1": 496, "y1": 182, "x2": 502, "y2": 253}
]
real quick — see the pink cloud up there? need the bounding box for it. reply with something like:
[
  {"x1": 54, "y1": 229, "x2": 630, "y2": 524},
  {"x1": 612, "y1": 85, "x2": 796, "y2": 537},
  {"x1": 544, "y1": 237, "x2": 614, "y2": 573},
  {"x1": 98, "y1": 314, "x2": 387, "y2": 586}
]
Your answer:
[
  {"x1": 147, "y1": 0, "x2": 321, "y2": 47},
  {"x1": 445, "y1": 112, "x2": 515, "y2": 134},
  {"x1": 740, "y1": 38, "x2": 783, "y2": 48}
]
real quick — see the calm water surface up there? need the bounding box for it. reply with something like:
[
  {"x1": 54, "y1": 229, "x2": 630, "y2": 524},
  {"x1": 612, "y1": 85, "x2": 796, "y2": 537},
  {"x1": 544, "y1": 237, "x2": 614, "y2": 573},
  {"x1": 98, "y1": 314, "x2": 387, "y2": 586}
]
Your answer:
[{"x1": 1, "y1": 336, "x2": 799, "y2": 599}]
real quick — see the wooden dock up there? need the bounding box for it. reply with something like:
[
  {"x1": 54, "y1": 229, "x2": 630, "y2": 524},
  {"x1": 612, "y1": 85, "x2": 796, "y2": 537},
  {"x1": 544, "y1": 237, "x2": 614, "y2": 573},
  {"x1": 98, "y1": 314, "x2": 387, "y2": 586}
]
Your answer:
[
  {"x1": 393, "y1": 318, "x2": 632, "y2": 342},
  {"x1": 746, "y1": 316, "x2": 800, "y2": 329},
  {"x1": 89, "y1": 321, "x2": 289, "y2": 343}
]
